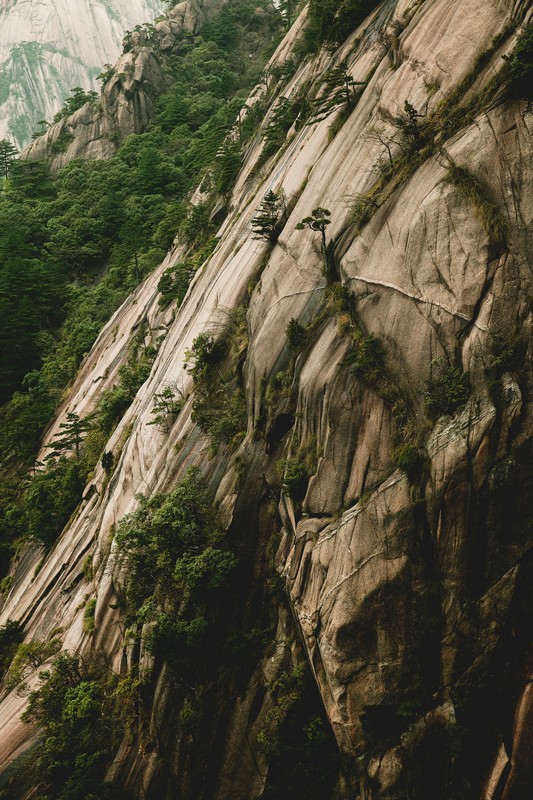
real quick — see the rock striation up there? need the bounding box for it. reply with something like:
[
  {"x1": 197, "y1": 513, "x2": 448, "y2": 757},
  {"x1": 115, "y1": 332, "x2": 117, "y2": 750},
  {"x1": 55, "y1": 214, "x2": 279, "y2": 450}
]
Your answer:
[{"x1": 1, "y1": 0, "x2": 532, "y2": 798}]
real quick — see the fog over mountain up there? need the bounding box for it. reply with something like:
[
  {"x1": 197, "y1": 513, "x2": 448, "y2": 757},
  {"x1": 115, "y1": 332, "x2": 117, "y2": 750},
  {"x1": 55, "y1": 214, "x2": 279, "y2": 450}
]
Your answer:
[{"x1": 0, "y1": 0, "x2": 164, "y2": 148}]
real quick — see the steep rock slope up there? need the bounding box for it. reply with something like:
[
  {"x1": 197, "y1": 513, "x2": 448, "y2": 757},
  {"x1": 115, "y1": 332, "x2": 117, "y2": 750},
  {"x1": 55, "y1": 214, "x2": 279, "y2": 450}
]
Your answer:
[
  {"x1": 0, "y1": 0, "x2": 164, "y2": 149},
  {"x1": 1, "y1": 0, "x2": 532, "y2": 798}
]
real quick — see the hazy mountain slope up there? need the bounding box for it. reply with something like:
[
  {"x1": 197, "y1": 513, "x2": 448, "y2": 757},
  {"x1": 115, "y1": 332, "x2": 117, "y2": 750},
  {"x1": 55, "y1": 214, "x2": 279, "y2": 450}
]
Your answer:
[
  {"x1": 0, "y1": 0, "x2": 532, "y2": 798},
  {"x1": 0, "y1": 0, "x2": 164, "y2": 148},
  {"x1": 22, "y1": 0, "x2": 225, "y2": 169}
]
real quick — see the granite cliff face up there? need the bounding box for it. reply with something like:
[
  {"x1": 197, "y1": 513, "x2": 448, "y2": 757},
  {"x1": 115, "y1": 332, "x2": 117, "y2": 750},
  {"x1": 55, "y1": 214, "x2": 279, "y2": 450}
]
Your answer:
[
  {"x1": 0, "y1": 0, "x2": 166, "y2": 149},
  {"x1": 1, "y1": 0, "x2": 532, "y2": 798}
]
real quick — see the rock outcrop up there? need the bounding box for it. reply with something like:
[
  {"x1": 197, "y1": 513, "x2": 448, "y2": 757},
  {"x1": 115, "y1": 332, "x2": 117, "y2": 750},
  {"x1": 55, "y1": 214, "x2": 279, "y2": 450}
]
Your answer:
[
  {"x1": 0, "y1": 0, "x2": 165, "y2": 149},
  {"x1": 1, "y1": 0, "x2": 532, "y2": 798},
  {"x1": 22, "y1": 0, "x2": 225, "y2": 171}
]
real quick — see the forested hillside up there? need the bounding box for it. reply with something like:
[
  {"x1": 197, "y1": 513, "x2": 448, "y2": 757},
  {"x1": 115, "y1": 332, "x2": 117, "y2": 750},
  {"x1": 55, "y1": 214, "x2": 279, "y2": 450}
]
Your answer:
[{"x1": 0, "y1": 0, "x2": 282, "y2": 577}]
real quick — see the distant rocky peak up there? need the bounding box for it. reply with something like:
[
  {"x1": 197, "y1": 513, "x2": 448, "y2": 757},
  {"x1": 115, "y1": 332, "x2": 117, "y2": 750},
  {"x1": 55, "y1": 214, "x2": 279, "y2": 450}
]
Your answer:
[{"x1": 0, "y1": 0, "x2": 166, "y2": 149}]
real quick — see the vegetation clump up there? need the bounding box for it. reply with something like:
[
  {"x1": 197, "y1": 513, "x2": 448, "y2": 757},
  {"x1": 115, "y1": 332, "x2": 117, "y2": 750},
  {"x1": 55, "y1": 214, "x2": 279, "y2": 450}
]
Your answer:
[
  {"x1": 0, "y1": 620, "x2": 24, "y2": 680},
  {"x1": 299, "y1": 0, "x2": 382, "y2": 54},
  {"x1": 251, "y1": 190, "x2": 284, "y2": 243},
  {"x1": 394, "y1": 444, "x2": 426, "y2": 483},
  {"x1": 501, "y1": 24, "x2": 533, "y2": 100},
  {"x1": 18, "y1": 652, "x2": 130, "y2": 800},
  {"x1": 83, "y1": 599, "x2": 97, "y2": 634},
  {"x1": 424, "y1": 359, "x2": 471, "y2": 420},
  {"x1": 278, "y1": 458, "x2": 309, "y2": 500},
  {"x1": 184, "y1": 308, "x2": 248, "y2": 451},
  {"x1": 445, "y1": 164, "x2": 508, "y2": 253},
  {"x1": 286, "y1": 318, "x2": 308, "y2": 353},
  {"x1": 148, "y1": 384, "x2": 183, "y2": 432},
  {"x1": 52, "y1": 87, "x2": 99, "y2": 122},
  {"x1": 116, "y1": 468, "x2": 238, "y2": 680},
  {"x1": 3, "y1": 637, "x2": 61, "y2": 694}
]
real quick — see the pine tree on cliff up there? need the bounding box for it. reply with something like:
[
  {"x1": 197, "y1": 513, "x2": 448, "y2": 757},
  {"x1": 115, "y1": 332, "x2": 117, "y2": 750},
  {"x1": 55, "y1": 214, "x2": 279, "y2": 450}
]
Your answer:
[
  {"x1": 44, "y1": 412, "x2": 93, "y2": 461},
  {"x1": 251, "y1": 190, "x2": 284, "y2": 243},
  {"x1": 296, "y1": 208, "x2": 339, "y2": 283}
]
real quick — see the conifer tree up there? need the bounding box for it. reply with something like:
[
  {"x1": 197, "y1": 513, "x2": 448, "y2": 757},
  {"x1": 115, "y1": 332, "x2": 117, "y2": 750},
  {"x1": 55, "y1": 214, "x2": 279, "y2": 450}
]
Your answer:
[
  {"x1": 296, "y1": 207, "x2": 331, "y2": 254},
  {"x1": 45, "y1": 412, "x2": 93, "y2": 461},
  {"x1": 0, "y1": 140, "x2": 18, "y2": 180},
  {"x1": 251, "y1": 190, "x2": 283, "y2": 243}
]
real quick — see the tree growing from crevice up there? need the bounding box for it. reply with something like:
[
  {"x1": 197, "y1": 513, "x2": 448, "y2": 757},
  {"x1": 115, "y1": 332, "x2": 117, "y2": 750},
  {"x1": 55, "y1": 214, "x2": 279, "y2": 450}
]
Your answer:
[
  {"x1": 296, "y1": 207, "x2": 338, "y2": 282},
  {"x1": 323, "y1": 64, "x2": 363, "y2": 109},
  {"x1": 44, "y1": 412, "x2": 93, "y2": 461},
  {"x1": 53, "y1": 87, "x2": 99, "y2": 123},
  {"x1": 251, "y1": 190, "x2": 284, "y2": 243}
]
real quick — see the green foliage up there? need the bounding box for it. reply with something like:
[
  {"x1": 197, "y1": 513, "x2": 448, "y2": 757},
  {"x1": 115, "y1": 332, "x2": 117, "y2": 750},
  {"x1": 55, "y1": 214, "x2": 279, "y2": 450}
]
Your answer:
[
  {"x1": 83, "y1": 599, "x2": 97, "y2": 634},
  {"x1": 296, "y1": 207, "x2": 335, "y2": 279},
  {"x1": 115, "y1": 468, "x2": 238, "y2": 683},
  {"x1": 342, "y1": 329, "x2": 386, "y2": 384},
  {"x1": 97, "y1": 321, "x2": 157, "y2": 435},
  {"x1": 446, "y1": 164, "x2": 508, "y2": 253},
  {"x1": 147, "y1": 384, "x2": 183, "y2": 432},
  {"x1": 184, "y1": 309, "x2": 248, "y2": 450},
  {"x1": 51, "y1": 131, "x2": 75, "y2": 154},
  {"x1": 393, "y1": 100, "x2": 429, "y2": 152},
  {"x1": 424, "y1": 359, "x2": 471, "y2": 419},
  {"x1": 251, "y1": 190, "x2": 284, "y2": 243},
  {"x1": 296, "y1": 207, "x2": 331, "y2": 237},
  {"x1": 299, "y1": 0, "x2": 381, "y2": 54},
  {"x1": 286, "y1": 318, "x2": 308, "y2": 352},
  {"x1": 179, "y1": 202, "x2": 214, "y2": 248},
  {"x1": 0, "y1": 139, "x2": 18, "y2": 180},
  {"x1": 0, "y1": 620, "x2": 24, "y2": 680},
  {"x1": 350, "y1": 192, "x2": 379, "y2": 231},
  {"x1": 173, "y1": 546, "x2": 239, "y2": 596},
  {"x1": 19, "y1": 653, "x2": 129, "y2": 800},
  {"x1": 116, "y1": 468, "x2": 217, "y2": 614},
  {"x1": 262, "y1": 97, "x2": 296, "y2": 157},
  {"x1": 53, "y1": 87, "x2": 99, "y2": 123},
  {"x1": 278, "y1": 459, "x2": 309, "y2": 499},
  {"x1": 158, "y1": 262, "x2": 196, "y2": 307},
  {"x1": 44, "y1": 412, "x2": 94, "y2": 461},
  {"x1": 258, "y1": 664, "x2": 342, "y2": 800},
  {"x1": 394, "y1": 444, "x2": 426, "y2": 483},
  {"x1": 501, "y1": 24, "x2": 533, "y2": 100},
  {"x1": 3, "y1": 637, "x2": 61, "y2": 693},
  {"x1": 311, "y1": 62, "x2": 364, "y2": 125},
  {"x1": 23, "y1": 459, "x2": 87, "y2": 547},
  {"x1": 258, "y1": 665, "x2": 305, "y2": 752}
]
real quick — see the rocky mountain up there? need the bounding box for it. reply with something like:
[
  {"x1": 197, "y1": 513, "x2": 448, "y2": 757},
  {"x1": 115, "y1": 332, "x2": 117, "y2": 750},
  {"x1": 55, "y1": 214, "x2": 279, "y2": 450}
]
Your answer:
[
  {"x1": 0, "y1": 0, "x2": 165, "y2": 149},
  {"x1": 22, "y1": 0, "x2": 225, "y2": 170},
  {"x1": 0, "y1": 0, "x2": 532, "y2": 798}
]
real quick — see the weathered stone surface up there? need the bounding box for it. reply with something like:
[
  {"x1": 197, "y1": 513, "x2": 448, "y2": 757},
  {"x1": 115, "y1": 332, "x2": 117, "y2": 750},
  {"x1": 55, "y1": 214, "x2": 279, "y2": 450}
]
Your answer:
[{"x1": 1, "y1": 0, "x2": 532, "y2": 797}]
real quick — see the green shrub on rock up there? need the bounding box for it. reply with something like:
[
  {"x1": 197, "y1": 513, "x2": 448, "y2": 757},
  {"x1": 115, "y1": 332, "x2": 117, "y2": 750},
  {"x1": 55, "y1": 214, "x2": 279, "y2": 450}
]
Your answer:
[{"x1": 424, "y1": 359, "x2": 470, "y2": 420}]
